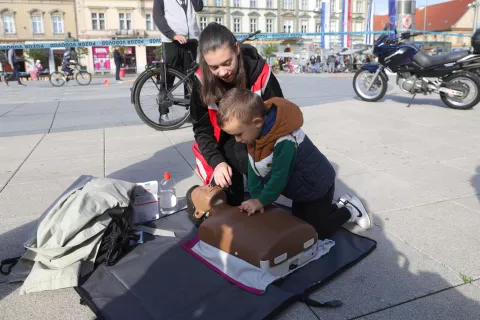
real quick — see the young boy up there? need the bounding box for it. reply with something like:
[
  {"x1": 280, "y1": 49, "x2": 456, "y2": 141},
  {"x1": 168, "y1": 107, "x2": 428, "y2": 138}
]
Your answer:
[{"x1": 216, "y1": 88, "x2": 371, "y2": 239}]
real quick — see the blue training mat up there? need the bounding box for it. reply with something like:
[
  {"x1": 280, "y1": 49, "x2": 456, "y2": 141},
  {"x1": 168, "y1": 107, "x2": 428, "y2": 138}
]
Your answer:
[{"x1": 69, "y1": 176, "x2": 376, "y2": 320}]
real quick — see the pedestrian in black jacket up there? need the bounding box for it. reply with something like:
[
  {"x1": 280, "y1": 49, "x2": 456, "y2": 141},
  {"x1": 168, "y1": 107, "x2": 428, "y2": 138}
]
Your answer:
[
  {"x1": 190, "y1": 23, "x2": 284, "y2": 206},
  {"x1": 114, "y1": 47, "x2": 122, "y2": 82}
]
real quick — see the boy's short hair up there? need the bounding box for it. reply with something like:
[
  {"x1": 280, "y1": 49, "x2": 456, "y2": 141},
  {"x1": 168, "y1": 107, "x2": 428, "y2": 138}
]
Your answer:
[{"x1": 217, "y1": 88, "x2": 266, "y2": 127}]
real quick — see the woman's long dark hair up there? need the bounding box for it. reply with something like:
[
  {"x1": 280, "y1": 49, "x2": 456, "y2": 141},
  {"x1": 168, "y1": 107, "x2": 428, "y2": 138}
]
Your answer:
[{"x1": 199, "y1": 23, "x2": 247, "y2": 106}]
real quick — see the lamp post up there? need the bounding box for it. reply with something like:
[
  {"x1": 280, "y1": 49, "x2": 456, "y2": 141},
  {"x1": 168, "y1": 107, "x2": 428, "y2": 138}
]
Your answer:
[
  {"x1": 314, "y1": 7, "x2": 322, "y2": 49},
  {"x1": 468, "y1": 1, "x2": 479, "y2": 35},
  {"x1": 423, "y1": 0, "x2": 427, "y2": 34}
]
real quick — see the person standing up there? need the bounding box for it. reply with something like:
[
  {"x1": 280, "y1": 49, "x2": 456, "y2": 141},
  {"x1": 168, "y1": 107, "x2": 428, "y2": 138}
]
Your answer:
[
  {"x1": 65, "y1": 32, "x2": 77, "y2": 62},
  {"x1": 4, "y1": 49, "x2": 25, "y2": 86},
  {"x1": 114, "y1": 47, "x2": 122, "y2": 82},
  {"x1": 153, "y1": 0, "x2": 203, "y2": 122}
]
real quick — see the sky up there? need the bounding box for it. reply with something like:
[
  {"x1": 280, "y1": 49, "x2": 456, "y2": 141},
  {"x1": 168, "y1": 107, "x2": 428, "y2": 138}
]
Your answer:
[{"x1": 374, "y1": 0, "x2": 450, "y2": 14}]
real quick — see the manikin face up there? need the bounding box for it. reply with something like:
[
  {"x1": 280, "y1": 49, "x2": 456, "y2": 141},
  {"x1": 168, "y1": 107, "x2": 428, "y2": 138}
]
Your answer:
[
  {"x1": 203, "y1": 43, "x2": 240, "y2": 83},
  {"x1": 191, "y1": 184, "x2": 227, "y2": 216},
  {"x1": 221, "y1": 116, "x2": 263, "y2": 145}
]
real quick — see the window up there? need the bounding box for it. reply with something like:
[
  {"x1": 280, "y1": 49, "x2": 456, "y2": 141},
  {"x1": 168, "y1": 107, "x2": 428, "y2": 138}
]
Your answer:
[
  {"x1": 283, "y1": 0, "x2": 293, "y2": 10},
  {"x1": 215, "y1": 0, "x2": 222, "y2": 6},
  {"x1": 250, "y1": 0, "x2": 257, "y2": 7},
  {"x1": 301, "y1": 20, "x2": 307, "y2": 33},
  {"x1": 200, "y1": 17, "x2": 207, "y2": 30},
  {"x1": 119, "y1": 13, "x2": 132, "y2": 30},
  {"x1": 91, "y1": 12, "x2": 105, "y2": 30},
  {"x1": 146, "y1": 13, "x2": 158, "y2": 30},
  {"x1": 266, "y1": 18, "x2": 273, "y2": 33},
  {"x1": 233, "y1": 17, "x2": 241, "y2": 32},
  {"x1": 316, "y1": 0, "x2": 321, "y2": 8},
  {"x1": 146, "y1": 13, "x2": 153, "y2": 30},
  {"x1": 301, "y1": 0, "x2": 308, "y2": 10},
  {"x1": 2, "y1": 15, "x2": 15, "y2": 34},
  {"x1": 331, "y1": 0, "x2": 335, "y2": 12},
  {"x1": 52, "y1": 15, "x2": 64, "y2": 33},
  {"x1": 233, "y1": 0, "x2": 240, "y2": 7},
  {"x1": 250, "y1": 18, "x2": 257, "y2": 33},
  {"x1": 266, "y1": 0, "x2": 273, "y2": 8},
  {"x1": 330, "y1": 20, "x2": 336, "y2": 32},
  {"x1": 215, "y1": 16, "x2": 223, "y2": 25},
  {"x1": 355, "y1": 1, "x2": 362, "y2": 13},
  {"x1": 32, "y1": 15, "x2": 44, "y2": 33},
  {"x1": 316, "y1": 23, "x2": 320, "y2": 32},
  {"x1": 283, "y1": 19, "x2": 293, "y2": 33},
  {"x1": 356, "y1": 21, "x2": 362, "y2": 31}
]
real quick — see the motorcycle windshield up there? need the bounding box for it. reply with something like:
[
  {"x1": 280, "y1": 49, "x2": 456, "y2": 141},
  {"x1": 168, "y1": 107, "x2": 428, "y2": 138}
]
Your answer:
[{"x1": 376, "y1": 34, "x2": 388, "y2": 46}]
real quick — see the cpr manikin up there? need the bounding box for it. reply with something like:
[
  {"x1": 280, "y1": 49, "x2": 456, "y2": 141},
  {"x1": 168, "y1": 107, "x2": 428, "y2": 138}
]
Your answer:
[{"x1": 186, "y1": 184, "x2": 319, "y2": 277}]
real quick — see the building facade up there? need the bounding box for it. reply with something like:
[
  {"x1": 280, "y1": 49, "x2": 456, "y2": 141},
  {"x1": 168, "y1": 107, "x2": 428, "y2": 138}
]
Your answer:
[
  {"x1": 1, "y1": 0, "x2": 371, "y2": 75},
  {"x1": 75, "y1": 0, "x2": 162, "y2": 75},
  {"x1": 0, "y1": 0, "x2": 77, "y2": 73},
  {"x1": 374, "y1": 0, "x2": 480, "y2": 53},
  {"x1": 200, "y1": 0, "x2": 371, "y2": 54}
]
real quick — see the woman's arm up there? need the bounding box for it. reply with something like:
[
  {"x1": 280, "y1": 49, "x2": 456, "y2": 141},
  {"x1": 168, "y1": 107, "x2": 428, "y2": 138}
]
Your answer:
[{"x1": 190, "y1": 80, "x2": 226, "y2": 169}]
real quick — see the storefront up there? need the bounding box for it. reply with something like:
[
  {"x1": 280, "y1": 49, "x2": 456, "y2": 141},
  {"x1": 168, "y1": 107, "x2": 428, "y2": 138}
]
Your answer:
[
  {"x1": 92, "y1": 46, "x2": 110, "y2": 72},
  {"x1": 121, "y1": 46, "x2": 137, "y2": 74},
  {"x1": 146, "y1": 46, "x2": 161, "y2": 65},
  {"x1": 53, "y1": 49, "x2": 67, "y2": 72}
]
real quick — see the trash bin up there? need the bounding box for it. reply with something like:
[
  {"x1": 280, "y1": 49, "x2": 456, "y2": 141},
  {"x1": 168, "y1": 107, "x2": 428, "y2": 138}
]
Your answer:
[{"x1": 120, "y1": 68, "x2": 126, "y2": 78}]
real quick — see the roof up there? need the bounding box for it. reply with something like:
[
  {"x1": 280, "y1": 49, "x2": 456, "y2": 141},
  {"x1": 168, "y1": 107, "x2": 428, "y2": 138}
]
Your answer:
[{"x1": 374, "y1": 0, "x2": 470, "y2": 31}]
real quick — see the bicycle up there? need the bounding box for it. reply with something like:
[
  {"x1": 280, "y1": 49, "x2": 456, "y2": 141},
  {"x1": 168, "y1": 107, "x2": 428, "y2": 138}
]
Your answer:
[
  {"x1": 131, "y1": 30, "x2": 262, "y2": 131},
  {"x1": 49, "y1": 63, "x2": 92, "y2": 87}
]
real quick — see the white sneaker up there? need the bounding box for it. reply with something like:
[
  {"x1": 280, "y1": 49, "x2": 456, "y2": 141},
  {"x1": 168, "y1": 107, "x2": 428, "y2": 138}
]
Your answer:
[
  {"x1": 338, "y1": 194, "x2": 371, "y2": 230},
  {"x1": 160, "y1": 114, "x2": 169, "y2": 122}
]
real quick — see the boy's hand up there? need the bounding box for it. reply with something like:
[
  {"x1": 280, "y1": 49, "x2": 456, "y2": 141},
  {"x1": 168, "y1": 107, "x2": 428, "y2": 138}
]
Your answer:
[{"x1": 239, "y1": 199, "x2": 264, "y2": 216}]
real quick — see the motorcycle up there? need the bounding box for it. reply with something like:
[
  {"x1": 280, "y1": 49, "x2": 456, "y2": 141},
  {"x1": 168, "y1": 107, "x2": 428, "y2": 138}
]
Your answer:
[{"x1": 353, "y1": 28, "x2": 480, "y2": 110}]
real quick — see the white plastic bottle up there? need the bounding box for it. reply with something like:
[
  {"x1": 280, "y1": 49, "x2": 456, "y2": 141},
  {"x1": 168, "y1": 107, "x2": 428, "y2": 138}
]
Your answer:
[{"x1": 159, "y1": 172, "x2": 177, "y2": 215}]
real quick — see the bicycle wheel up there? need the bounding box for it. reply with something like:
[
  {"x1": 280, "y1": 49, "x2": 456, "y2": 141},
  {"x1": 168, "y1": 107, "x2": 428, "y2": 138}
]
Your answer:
[
  {"x1": 134, "y1": 67, "x2": 192, "y2": 131},
  {"x1": 49, "y1": 72, "x2": 66, "y2": 87},
  {"x1": 76, "y1": 71, "x2": 92, "y2": 85}
]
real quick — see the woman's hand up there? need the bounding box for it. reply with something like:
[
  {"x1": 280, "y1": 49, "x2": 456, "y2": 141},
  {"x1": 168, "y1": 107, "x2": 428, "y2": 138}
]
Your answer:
[
  {"x1": 173, "y1": 34, "x2": 187, "y2": 44},
  {"x1": 213, "y1": 162, "x2": 232, "y2": 188},
  {"x1": 239, "y1": 199, "x2": 264, "y2": 216}
]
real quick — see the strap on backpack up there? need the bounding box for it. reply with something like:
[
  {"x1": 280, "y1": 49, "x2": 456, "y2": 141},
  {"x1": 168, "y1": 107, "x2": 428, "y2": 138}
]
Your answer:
[
  {"x1": 301, "y1": 292, "x2": 343, "y2": 309},
  {"x1": 0, "y1": 256, "x2": 21, "y2": 276}
]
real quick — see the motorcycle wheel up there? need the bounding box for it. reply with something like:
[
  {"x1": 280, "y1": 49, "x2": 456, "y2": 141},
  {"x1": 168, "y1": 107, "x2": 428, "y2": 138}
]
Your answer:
[
  {"x1": 353, "y1": 69, "x2": 388, "y2": 102},
  {"x1": 440, "y1": 72, "x2": 480, "y2": 110}
]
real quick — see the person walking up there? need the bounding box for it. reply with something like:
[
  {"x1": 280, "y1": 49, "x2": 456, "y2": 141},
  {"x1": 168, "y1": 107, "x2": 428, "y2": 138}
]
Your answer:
[{"x1": 4, "y1": 49, "x2": 25, "y2": 86}]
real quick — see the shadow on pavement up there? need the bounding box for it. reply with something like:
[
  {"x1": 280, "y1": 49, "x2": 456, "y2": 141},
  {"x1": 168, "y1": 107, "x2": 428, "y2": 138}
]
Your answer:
[
  {"x1": 384, "y1": 94, "x2": 452, "y2": 109},
  {"x1": 84, "y1": 161, "x2": 480, "y2": 319},
  {"x1": 1, "y1": 153, "x2": 480, "y2": 319}
]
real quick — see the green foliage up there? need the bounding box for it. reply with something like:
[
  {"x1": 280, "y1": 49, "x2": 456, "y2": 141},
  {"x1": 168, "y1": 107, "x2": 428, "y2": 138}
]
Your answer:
[
  {"x1": 262, "y1": 44, "x2": 278, "y2": 58},
  {"x1": 76, "y1": 47, "x2": 89, "y2": 58},
  {"x1": 460, "y1": 273, "x2": 473, "y2": 284},
  {"x1": 154, "y1": 46, "x2": 164, "y2": 60},
  {"x1": 26, "y1": 49, "x2": 48, "y2": 62}
]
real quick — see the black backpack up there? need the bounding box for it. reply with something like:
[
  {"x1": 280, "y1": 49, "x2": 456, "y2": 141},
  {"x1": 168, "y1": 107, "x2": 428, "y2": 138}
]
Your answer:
[{"x1": 1, "y1": 205, "x2": 139, "y2": 278}]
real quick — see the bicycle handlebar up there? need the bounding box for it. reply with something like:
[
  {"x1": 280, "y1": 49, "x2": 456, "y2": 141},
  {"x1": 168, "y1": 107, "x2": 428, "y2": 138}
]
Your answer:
[{"x1": 239, "y1": 30, "x2": 262, "y2": 43}]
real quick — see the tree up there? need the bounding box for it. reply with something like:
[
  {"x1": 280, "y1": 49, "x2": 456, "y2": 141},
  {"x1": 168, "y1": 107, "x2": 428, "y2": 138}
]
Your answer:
[
  {"x1": 26, "y1": 49, "x2": 48, "y2": 63},
  {"x1": 262, "y1": 44, "x2": 278, "y2": 59},
  {"x1": 262, "y1": 44, "x2": 278, "y2": 65},
  {"x1": 154, "y1": 46, "x2": 164, "y2": 61}
]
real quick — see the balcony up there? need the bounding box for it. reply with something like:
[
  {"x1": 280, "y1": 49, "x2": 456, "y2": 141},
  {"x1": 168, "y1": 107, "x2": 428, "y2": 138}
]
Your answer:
[{"x1": 107, "y1": 29, "x2": 147, "y2": 38}]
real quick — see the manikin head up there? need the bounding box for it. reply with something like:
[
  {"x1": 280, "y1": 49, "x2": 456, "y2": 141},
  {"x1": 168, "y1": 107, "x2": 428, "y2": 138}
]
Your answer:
[{"x1": 186, "y1": 184, "x2": 227, "y2": 226}]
